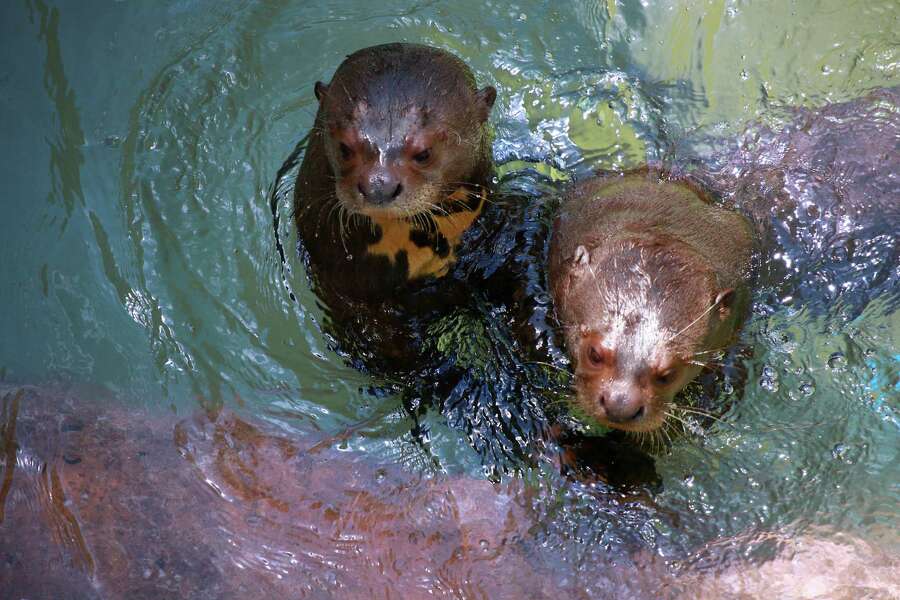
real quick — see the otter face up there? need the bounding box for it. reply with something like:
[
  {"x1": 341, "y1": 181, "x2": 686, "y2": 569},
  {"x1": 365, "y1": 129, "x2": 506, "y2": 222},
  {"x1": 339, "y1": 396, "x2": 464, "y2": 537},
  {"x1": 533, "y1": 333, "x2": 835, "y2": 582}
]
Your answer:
[
  {"x1": 314, "y1": 79, "x2": 495, "y2": 221},
  {"x1": 571, "y1": 332, "x2": 702, "y2": 433},
  {"x1": 555, "y1": 243, "x2": 737, "y2": 433}
]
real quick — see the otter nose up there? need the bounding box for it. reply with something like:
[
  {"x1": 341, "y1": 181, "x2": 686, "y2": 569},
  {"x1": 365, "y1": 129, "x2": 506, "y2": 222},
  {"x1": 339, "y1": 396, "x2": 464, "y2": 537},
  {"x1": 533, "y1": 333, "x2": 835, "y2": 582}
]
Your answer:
[
  {"x1": 600, "y1": 392, "x2": 645, "y2": 423},
  {"x1": 358, "y1": 172, "x2": 403, "y2": 205}
]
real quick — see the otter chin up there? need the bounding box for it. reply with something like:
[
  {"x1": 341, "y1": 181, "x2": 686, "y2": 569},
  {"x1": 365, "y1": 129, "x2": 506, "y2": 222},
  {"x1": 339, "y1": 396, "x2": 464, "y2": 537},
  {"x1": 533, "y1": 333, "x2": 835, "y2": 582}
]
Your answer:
[{"x1": 548, "y1": 171, "x2": 754, "y2": 433}]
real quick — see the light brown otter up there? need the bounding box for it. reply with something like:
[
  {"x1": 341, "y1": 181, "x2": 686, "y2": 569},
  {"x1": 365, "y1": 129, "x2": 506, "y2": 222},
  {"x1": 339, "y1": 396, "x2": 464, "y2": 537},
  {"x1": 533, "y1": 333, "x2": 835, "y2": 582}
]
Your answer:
[
  {"x1": 548, "y1": 171, "x2": 754, "y2": 433},
  {"x1": 294, "y1": 43, "x2": 496, "y2": 301}
]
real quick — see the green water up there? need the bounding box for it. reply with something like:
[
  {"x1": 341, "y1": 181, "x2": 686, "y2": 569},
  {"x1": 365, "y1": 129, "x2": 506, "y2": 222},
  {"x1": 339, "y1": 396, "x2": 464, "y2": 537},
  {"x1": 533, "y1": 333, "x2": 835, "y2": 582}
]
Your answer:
[{"x1": 1, "y1": 0, "x2": 898, "y2": 590}]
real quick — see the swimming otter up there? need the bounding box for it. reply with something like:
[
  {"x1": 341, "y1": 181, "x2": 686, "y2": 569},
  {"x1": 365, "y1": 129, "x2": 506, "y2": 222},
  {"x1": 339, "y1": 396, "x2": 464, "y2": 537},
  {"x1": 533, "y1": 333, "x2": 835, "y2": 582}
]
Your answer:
[
  {"x1": 293, "y1": 43, "x2": 497, "y2": 301},
  {"x1": 548, "y1": 171, "x2": 754, "y2": 433}
]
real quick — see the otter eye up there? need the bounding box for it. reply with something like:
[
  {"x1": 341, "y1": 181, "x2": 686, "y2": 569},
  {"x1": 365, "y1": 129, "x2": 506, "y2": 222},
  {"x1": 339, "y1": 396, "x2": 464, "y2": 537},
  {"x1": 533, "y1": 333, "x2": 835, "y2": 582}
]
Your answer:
[
  {"x1": 339, "y1": 143, "x2": 353, "y2": 160},
  {"x1": 587, "y1": 346, "x2": 605, "y2": 367},
  {"x1": 654, "y1": 369, "x2": 676, "y2": 386},
  {"x1": 412, "y1": 149, "x2": 431, "y2": 164}
]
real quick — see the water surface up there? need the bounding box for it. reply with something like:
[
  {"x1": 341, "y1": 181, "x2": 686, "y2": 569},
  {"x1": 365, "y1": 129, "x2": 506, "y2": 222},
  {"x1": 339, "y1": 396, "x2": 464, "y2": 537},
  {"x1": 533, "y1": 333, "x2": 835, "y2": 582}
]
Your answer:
[{"x1": 1, "y1": 1, "x2": 898, "y2": 597}]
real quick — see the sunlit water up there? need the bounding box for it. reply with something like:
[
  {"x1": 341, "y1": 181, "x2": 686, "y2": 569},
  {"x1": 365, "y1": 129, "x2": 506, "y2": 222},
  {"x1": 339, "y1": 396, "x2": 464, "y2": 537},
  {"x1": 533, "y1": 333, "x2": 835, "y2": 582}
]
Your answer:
[{"x1": 1, "y1": 1, "x2": 898, "y2": 597}]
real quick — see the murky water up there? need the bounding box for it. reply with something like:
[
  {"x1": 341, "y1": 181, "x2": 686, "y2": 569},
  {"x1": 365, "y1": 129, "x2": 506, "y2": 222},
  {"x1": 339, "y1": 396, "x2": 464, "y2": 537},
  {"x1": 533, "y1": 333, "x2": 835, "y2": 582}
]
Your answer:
[{"x1": 1, "y1": 1, "x2": 898, "y2": 598}]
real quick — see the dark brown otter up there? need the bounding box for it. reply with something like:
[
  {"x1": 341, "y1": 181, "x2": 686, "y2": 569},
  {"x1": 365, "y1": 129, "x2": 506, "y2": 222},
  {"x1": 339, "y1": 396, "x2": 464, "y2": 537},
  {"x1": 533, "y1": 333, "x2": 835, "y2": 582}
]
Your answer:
[
  {"x1": 293, "y1": 43, "x2": 496, "y2": 301},
  {"x1": 548, "y1": 171, "x2": 754, "y2": 433}
]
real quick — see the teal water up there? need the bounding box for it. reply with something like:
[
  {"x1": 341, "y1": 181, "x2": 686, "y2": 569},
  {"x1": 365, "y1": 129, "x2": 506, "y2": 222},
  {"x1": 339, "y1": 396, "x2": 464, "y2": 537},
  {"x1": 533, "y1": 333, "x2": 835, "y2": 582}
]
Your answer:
[{"x1": 1, "y1": 0, "x2": 898, "y2": 596}]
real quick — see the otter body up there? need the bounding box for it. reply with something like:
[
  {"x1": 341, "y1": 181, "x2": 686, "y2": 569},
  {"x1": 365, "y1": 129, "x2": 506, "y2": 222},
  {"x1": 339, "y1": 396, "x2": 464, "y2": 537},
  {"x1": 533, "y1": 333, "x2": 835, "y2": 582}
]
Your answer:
[
  {"x1": 548, "y1": 171, "x2": 754, "y2": 433},
  {"x1": 293, "y1": 43, "x2": 496, "y2": 302}
]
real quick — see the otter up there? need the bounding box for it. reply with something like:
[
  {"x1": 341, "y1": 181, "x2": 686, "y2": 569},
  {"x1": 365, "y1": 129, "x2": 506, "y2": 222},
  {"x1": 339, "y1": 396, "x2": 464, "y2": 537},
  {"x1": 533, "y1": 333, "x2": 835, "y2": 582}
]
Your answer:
[
  {"x1": 293, "y1": 43, "x2": 497, "y2": 302},
  {"x1": 548, "y1": 171, "x2": 754, "y2": 433}
]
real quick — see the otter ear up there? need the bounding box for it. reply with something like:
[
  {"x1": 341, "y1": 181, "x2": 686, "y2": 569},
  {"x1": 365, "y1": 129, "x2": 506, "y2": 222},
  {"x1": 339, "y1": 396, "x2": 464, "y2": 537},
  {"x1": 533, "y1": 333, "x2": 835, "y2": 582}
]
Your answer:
[
  {"x1": 475, "y1": 85, "x2": 497, "y2": 121},
  {"x1": 314, "y1": 81, "x2": 328, "y2": 102},
  {"x1": 570, "y1": 245, "x2": 591, "y2": 276},
  {"x1": 715, "y1": 288, "x2": 735, "y2": 317}
]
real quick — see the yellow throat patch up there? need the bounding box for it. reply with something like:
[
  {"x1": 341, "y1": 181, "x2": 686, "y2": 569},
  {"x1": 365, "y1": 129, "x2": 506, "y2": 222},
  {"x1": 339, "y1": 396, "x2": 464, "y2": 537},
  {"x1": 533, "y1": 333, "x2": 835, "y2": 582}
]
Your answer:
[{"x1": 365, "y1": 187, "x2": 487, "y2": 280}]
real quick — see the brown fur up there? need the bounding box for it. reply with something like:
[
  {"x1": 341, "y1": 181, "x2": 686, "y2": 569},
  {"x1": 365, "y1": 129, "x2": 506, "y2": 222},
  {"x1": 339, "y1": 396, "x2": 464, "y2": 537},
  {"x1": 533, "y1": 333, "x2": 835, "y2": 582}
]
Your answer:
[
  {"x1": 293, "y1": 43, "x2": 495, "y2": 301},
  {"x1": 548, "y1": 170, "x2": 754, "y2": 433}
]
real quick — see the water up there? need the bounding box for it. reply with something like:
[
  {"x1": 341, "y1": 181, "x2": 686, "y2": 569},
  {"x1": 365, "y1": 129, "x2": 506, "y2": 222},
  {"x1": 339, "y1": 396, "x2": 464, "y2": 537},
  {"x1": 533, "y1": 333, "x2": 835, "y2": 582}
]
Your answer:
[{"x1": 1, "y1": 0, "x2": 898, "y2": 597}]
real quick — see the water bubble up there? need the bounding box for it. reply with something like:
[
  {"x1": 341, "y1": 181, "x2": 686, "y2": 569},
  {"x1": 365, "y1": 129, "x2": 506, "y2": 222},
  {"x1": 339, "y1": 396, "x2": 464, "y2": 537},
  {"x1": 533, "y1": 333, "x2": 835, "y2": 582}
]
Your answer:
[
  {"x1": 798, "y1": 381, "x2": 815, "y2": 397},
  {"x1": 345, "y1": 254, "x2": 353, "y2": 261},
  {"x1": 759, "y1": 365, "x2": 779, "y2": 392},
  {"x1": 831, "y1": 442, "x2": 865, "y2": 464},
  {"x1": 827, "y1": 352, "x2": 846, "y2": 370},
  {"x1": 740, "y1": 70, "x2": 749, "y2": 81}
]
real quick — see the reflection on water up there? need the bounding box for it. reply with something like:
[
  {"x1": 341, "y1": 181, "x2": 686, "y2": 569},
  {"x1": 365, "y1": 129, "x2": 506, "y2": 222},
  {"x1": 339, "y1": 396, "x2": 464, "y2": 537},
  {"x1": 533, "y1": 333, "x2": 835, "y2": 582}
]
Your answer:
[
  {"x1": 1, "y1": 0, "x2": 898, "y2": 597},
  {"x1": 3, "y1": 385, "x2": 898, "y2": 598}
]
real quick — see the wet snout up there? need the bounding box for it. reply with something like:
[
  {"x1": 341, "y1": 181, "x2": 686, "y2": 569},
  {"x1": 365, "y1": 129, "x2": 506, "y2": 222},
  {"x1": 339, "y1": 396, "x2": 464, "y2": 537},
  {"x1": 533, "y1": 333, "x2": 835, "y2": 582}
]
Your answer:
[
  {"x1": 359, "y1": 165, "x2": 403, "y2": 205},
  {"x1": 574, "y1": 369, "x2": 665, "y2": 432},
  {"x1": 600, "y1": 388, "x2": 645, "y2": 424}
]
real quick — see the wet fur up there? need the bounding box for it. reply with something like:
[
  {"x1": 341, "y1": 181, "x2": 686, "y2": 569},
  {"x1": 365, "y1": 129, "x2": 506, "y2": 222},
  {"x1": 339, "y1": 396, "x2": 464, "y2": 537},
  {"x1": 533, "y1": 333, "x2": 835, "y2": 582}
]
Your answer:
[
  {"x1": 548, "y1": 171, "x2": 754, "y2": 432},
  {"x1": 293, "y1": 43, "x2": 494, "y2": 301}
]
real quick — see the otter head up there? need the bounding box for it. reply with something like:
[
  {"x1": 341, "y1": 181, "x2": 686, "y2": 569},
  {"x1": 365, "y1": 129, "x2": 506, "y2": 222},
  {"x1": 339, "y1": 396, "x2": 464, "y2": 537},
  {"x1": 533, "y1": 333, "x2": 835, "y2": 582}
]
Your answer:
[
  {"x1": 313, "y1": 44, "x2": 496, "y2": 220},
  {"x1": 555, "y1": 241, "x2": 738, "y2": 433}
]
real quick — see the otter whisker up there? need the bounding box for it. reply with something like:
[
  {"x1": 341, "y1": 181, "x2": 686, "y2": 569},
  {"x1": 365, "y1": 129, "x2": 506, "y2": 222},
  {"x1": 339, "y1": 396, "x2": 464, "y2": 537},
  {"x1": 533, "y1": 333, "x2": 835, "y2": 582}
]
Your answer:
[
  {"x1": 424, "y1": 202, "x2": 451, "y2": 217},
  {"x1": 316, "y1": 193, "x2": 340, "y2": 231},
  {"x1": 689, "y1": 347, "x2": 729, "y2": 358},
  {"x1": 431, "y1": 198, "x2": 490, "y2": 236},
  {"x1": 423, "y1": 202, "x2": 452, "y2": 222},
  {"x1": 667, "y1": 296, "x2": 724, "y2": 344},
  {"x1": 689, "y1": 360, "x2": 735, "y2": 370},
  {"x1": 338, "y1": 203, "x2": 353, "y2": 253},
  {"x1": 664, "y1": 418, "x2": 682, "y2": 441},
  {"x1": 674, "y1": 405, "x2": 722, "y2": 420},
  {"x1": 443, "y1": 188, "x2": 483, "y2": 202},
  {"x1": 525, "y1": 360, "x2": 571, "y2": 375},
  {"x1": 674, "y1": 407, "x2": 732, "y2": 429},
  {"x1": 541, "y1": 395, "x2": 572, "y2": 409},
  {"x1": 411, "y1": 210, "x2": 425, "y2": 232},
  {"x1": 415, "y1": 210, "x2": 430, "y2": 233},
  {"x1": 446, "y1": 188, "x2": 504, "y2": 209},
  {"x1": 321, "y1": 194, "x2": 344, "y2": 236},
  {"x1": 664, "y1": 410, "x2": 699, "y2": 433},
  {"x1": 420, "y1": 211, "x2": 433, "y2": 232},
  {"x1": 686, "y1": 360, "x2": 714, "y2": 369},
  {"x1": 629, "y1": 430, "x2": 644, "y2": 448},
  {"x1": 659, "y1": 427, "x2": 672, "y2": 452}
]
